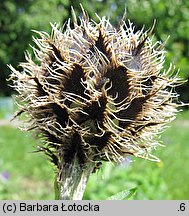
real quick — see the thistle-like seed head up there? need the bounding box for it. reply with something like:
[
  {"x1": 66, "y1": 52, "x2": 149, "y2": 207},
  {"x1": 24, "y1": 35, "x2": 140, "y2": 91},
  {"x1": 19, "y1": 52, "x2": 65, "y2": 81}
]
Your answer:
[{"x1": 9, "y1": 10, "x2": 181, "y2": 172}]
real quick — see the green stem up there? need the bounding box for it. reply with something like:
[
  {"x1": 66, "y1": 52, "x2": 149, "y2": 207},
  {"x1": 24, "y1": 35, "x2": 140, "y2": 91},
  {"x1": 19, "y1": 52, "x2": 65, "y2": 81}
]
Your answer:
[{"x1": 55, "y1": 160, "x2": 95, "y2": 200}]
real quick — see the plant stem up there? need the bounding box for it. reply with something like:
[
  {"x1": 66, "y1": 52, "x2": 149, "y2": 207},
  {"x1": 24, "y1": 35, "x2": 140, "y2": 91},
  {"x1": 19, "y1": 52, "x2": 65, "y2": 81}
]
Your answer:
[{"x1": 55, "y1": 160, "x2": 95, "y2": 200}]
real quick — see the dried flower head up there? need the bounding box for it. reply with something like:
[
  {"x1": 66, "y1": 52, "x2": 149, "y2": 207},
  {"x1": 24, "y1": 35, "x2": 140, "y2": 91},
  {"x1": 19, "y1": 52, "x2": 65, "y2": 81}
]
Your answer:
[{"x1": 9, "y1": 8, "x2": 181, "y2": 199}]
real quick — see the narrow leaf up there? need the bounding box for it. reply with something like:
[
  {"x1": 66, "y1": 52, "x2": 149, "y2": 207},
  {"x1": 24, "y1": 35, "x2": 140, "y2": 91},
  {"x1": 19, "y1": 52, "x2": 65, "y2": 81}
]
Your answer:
[{"x1": 106, "y1": 187, "x2": 137, "y2": 200}]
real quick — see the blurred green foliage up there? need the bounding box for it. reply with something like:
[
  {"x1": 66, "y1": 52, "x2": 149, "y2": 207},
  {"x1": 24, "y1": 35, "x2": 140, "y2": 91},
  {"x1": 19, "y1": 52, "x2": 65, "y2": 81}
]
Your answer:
[
  {"x1": 1, "y1": 110, "x2": 189, "y2": 199},
  {"x1": 0, "y1": 0, "x2": 189, "y2": 100}
]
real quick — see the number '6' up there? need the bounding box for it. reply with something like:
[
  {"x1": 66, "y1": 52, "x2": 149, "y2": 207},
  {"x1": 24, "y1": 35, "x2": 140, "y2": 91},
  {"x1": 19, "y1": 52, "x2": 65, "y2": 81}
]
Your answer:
[{"x1": 180, "y1": 203, "x2": 185, "y2": 211}]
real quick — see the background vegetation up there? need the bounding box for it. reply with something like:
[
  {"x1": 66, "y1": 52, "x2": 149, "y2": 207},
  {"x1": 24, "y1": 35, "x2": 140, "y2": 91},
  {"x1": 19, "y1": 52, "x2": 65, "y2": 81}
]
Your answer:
[
  {"x1": 1, "y1": 0, "x2": 189, "y2": 102},
  {"x1": 1, "y1": 109, "x2": 189, "y2": 199},
  {"x1": 0, "y1": 0, "x2": 189, "y2": 199}
]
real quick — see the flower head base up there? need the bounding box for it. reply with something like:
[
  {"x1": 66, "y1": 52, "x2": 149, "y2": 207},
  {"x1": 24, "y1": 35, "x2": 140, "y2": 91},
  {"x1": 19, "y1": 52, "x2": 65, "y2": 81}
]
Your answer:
[{"x1": 10, "y1": 10, "x2": 180, "y2": 176}]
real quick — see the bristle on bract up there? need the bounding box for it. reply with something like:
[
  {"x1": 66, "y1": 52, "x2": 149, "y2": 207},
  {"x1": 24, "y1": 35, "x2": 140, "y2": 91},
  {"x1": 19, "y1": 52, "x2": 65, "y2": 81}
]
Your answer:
[{"x1": 9, "y1": 9, "x2": 181, "y2": 172}]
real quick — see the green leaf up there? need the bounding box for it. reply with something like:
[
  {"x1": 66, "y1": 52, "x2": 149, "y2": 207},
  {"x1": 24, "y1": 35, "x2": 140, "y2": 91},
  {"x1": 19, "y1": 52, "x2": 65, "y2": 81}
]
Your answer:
[
  {"x1": 54, "y1": 174, "x2": 60, "y2": 200},
  {"x1": 106, "y1": 187, "x2": 137, "y2": 200}
]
